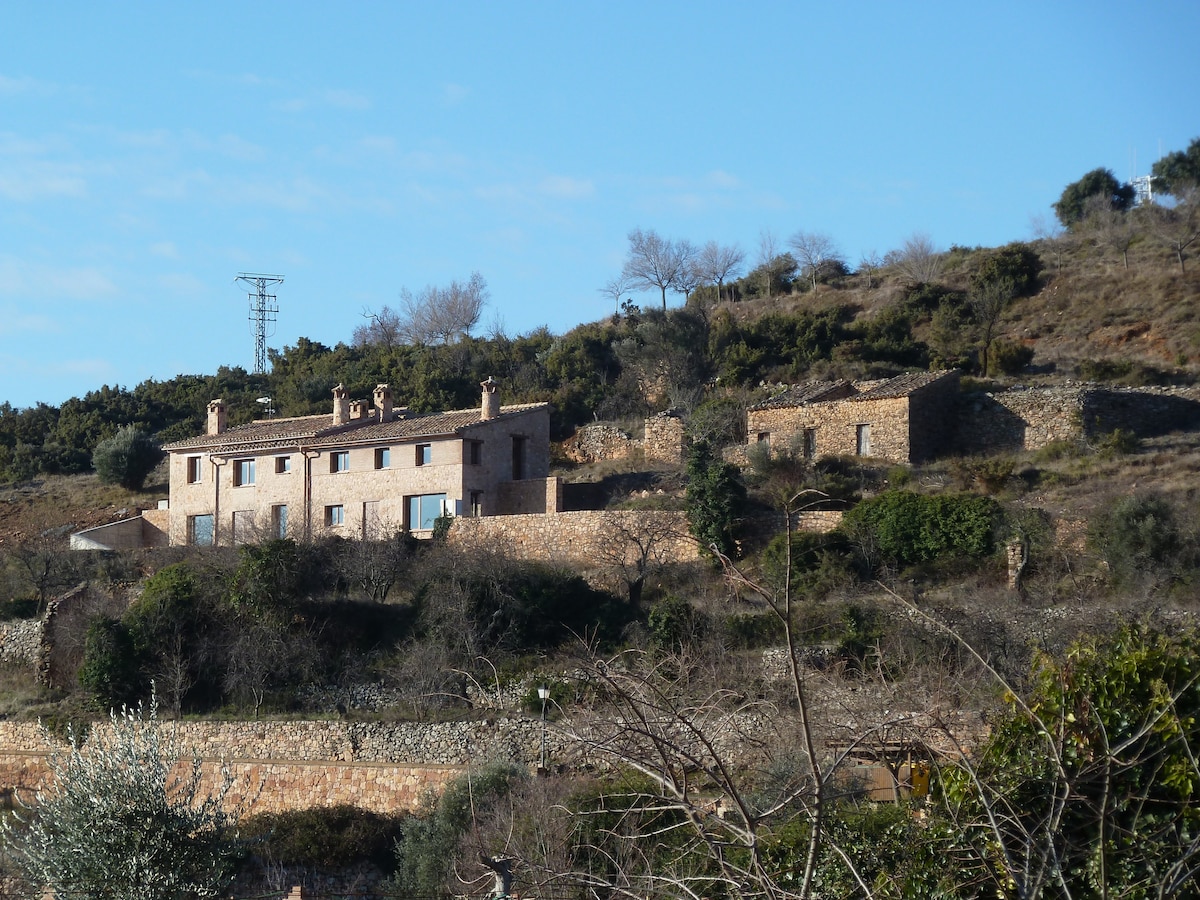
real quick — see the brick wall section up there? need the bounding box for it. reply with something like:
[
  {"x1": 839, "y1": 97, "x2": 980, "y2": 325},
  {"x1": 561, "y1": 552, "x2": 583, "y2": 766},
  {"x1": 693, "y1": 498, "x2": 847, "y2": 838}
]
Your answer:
[
  {"x1": 749, "y1": 397, "x2": 912, "y2": 461},
  {"x1": 449, "y1": 509, "x2": 700, "y2": 569}
]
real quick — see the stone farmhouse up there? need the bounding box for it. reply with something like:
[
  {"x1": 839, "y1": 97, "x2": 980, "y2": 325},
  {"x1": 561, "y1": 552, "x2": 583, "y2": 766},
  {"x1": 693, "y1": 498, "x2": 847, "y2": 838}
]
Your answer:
[
  {"x1": 71, "y1": 379, "x2": 554, "y2": 549},
  {"x1": 746, "y1": 370, "x2": 961, "y2": 465},
  {"x1": 160, "y1": 379, "x2": 554, "y2": 546}
]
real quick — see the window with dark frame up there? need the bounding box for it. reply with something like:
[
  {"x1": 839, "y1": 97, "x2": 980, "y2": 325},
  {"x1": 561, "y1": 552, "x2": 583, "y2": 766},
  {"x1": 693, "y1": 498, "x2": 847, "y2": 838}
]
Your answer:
[
  {"x1": 325, "y1": 504, "x2": 344, "y2": 526},
  {"x1": 468, "y1": 440, "x2": 483, "y2": 465},
  {"x1": 511, "y1": 436, "x2": 526, "y2": 480},
  {"x1": 275, "y1": 456, "x2": 291, "y2": 474},
  {"x1": 233, "y1": 458, "x2": 255, "y2": 486},
  {"x1": 416, "y1": 443, "x2": 432, "y2": 466},
  {"x1": 330, "y1": 451, "x2": 349, "y2": 473},
  {"x1": 374, "y1": 447, "x2": 390, "y2": 469},
  {"x1": 186, "y1": 456, "x2": 202, "y2": 484}
]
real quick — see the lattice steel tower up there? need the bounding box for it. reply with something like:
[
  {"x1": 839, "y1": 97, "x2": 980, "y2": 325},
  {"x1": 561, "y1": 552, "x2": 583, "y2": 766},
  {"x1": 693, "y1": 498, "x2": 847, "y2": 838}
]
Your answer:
[{"x1": 237, "y1": 273, "x2": 284, "y2": 374}]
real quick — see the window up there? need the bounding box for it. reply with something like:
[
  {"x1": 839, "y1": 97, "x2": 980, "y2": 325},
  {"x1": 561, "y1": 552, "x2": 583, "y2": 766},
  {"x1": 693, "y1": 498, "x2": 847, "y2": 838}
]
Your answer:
[
  {"x1": 232, "y1": 510, "x2": 254, "y2": 545},
  {"x1": 406, "y1": 493, "x2": 447, "y2": 531},
  {"x1": 330, "y1": 451, "x2": 349, "y2": 473},
  {"x1": 757, "y1": 432, "x2": 771, "y2": 448},
  {"x1": 467, "y1": 440, "x2": 483, "y2": 465},
  {"x1": 362, "y1": 500, "x2": 381, "y2": 539},
  {"x1": 416, "y1": 443, "x2": 432, "y2": 466},
  {"x1": 856, "y1": 424, "x2": 872, "y2": 456},
  {"x1": 272, "y1": 505, "x2": 288, "y2": 539},
  {"x1": 470, "y1": 490, "x2": 484, "y2": 517},
  {"x1": 374, "y1": 447, "x2": 390, "y2": 469},
  {"x1": 512, "y1": 436, "x2": 526, "y2": 480},
  {"x1": 186, "y1": 456, "x2": 202, "y2": 484},
  {"x1": 275, "y1": 456, "x2": 291, "y2": 474},
  {"x1": 803, "y1": 428, "x2": 817, "y2": 460},
  {"x1": 234, "y1": 458, "x2": 255, "y2": 486},
  {"x1": 325, "y1": 504, "x2": 345, "y2": 527},
  {"x1": 187, "y1": 514, "x2": 214, "y2": 546}
]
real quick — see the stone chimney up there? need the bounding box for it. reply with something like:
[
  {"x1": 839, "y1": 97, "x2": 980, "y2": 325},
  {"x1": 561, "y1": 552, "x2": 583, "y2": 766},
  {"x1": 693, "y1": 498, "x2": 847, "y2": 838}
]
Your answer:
[
  {"x1": 206, "y1": 399, "x2": 227, "y2": 435},
  {"x1": 373, "y1": 383, "x2": 393, "y2": 422},
  {"x1": 332, "y1": 384, "x2": 350, "y2": 425},
  {"x1": 350, "y1": 399, "x2": 369, "y2": 420},
  {"x1": 481, "y1": 377, "x2": 500, "y2": 420}
]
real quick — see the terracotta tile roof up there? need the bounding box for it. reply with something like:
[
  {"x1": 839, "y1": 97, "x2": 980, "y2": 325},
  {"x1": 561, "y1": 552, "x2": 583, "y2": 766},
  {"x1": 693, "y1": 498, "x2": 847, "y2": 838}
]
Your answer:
[
  {"x1": 751, "y1": 380, "x2": 853, "y2": 410},
  {"x1": 163, "y1": 403, "x2": 548, "y2": 453},
  {"x1": 848, "y1": 370, "x2": 958, "y2": 401}
]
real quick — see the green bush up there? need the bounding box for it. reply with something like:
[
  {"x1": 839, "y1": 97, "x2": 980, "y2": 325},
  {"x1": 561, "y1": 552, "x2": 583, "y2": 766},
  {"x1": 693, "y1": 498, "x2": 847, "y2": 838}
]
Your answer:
[
  {"x1": 969, "y1": 242, "x2": 1042, "y2": 298},
  {"x1": 1088, "y1": 492, "x2": 1181, "y2": 584},
  {"x1": 77, "y1": 616, "x2": 145, "y2": 710},
  {"x1": 841, "y1": 490, "x2": 1000, "y2": 568},
  {"x1": 988, "y1": 338, "x2": 1035, "y2": 375},
  {"x1": 240, "y1": 805, "x2": 403, "y2": 871},
  {"x1": 647, "y1": 596, "x2": 709, "y2": 654},
  {"x1": 91, "y1": 425, "x2": 163, "y2": 491},
  {"x1": 722, "y1": 613, "x2": 783, "y2": 650}
]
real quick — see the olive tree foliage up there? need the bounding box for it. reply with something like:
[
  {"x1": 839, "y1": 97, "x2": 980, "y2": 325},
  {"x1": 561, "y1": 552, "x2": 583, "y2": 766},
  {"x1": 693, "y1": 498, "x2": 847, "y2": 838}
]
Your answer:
[
  {"x1": 692, "y1": 240, "x2": 745, "y2": 304},
  {"x1": 1150, "y1": 136, "x2": 1200, "y2": 198},
  {"x1": 622, "y1": 228, "x2": 696, "y2": 310},
  {"x1": 2, "y1": 700, "x2": 243, "y2": 900},
  {"x1": 886, "y1": 232, "x2": 945, "y2": 284},
  {"x1": 92, "y1": 424, "x2": 163, "y2": 491},
  {"x1": 354, "y1": 271, "x2": 488, "y2": 346},
  {"x1": 1053, "y1": 167, "x2": 1135, "y2": 229},
  {"x1": 788, "y1": 230, "x2": 845, "y2": 290}
]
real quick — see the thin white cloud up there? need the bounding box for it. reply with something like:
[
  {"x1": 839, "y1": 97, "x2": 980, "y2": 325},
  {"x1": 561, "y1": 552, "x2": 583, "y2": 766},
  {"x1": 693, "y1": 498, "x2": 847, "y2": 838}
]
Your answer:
[
  {"x1": 279, "y1": 88, "x2": 371, "y2": 113},
  {"x1": 0, "y1": 165, "x2": 87, "y2": 201},
  {"x1": 442, "y1": 83, "x2": 469, "y2": 106},
  {"x1": 158, "y1": 272, "x2": 206, "y2": 294},
  {"x1": 150, "y1": 241, "x2": 180, "y2": 259},
  {"x1": 539, "y1": 175, "x2": 595, "y2": 200},
  {"x1": 0, "y1": 257, "x2": 117, "y2": 301},
  {"x1": 0, "y1": 306, "x2": 56, "y2": 336},
  {"x1": 0, "y1": 74, "x2": 49, "y2": 96}
]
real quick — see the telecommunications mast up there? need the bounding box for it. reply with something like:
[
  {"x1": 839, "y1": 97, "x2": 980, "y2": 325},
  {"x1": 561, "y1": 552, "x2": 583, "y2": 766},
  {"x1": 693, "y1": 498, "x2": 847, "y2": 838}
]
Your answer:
[{"x1": 236, "y1": 273, "x2": 284, "y2": 375}]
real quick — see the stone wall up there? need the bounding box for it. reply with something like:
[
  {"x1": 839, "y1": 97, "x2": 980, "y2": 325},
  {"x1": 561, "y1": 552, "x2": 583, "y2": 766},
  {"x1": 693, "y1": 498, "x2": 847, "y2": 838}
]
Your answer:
[
  {"x1": 749, "y1": 396, "x2": 913, "y2": 462},
  {"x1": 958, "y1": 384, "x2": 1200, "y2": 454},
  {"x1": 449, "y1": 509, "x2": 700, "y2": 571},
  {"x1": 494, "y1": 476, "x2": 562, "y2": 515},
  {"x1": 565, "y1": 414, "x2": 686, "y2": 465},
  {"x1": 0, "y1": 619, "x2": 40, "y2": 666},
  {"x1": 642, "y1": 413, "x2": 687, "y2": 464},
  {"x1": 0, "y1": 717, "x2": 559, "y2": 817}
]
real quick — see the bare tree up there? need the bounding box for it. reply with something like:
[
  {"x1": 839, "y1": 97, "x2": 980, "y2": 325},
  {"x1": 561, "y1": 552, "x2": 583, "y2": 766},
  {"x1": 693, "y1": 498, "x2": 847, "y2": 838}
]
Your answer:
[
  {"x1": 788, "y1": 230, "x2": 844, "y2": 290},
  {"x1": 1081, "y1": 195, "x2": 1140, "y2": 270},
  {"x1": 693, "y1": 241, "x2": 745, "y2": 304},
  {"x1": 622, "y1": 229, "x2": 696, "y2": 311},
  {"x1": 857, "y1": 250, "x2": 883, "y2": 289},
  {"x1": 889, "y1": 232, "x2": 945, "y2": 284},
  {"x1": 1030, "y1": 214, "x2": 1070, "y2": 270},
  {"x1": 358, "y1": 272, "x2": 488, "y2": 347},
  {"x1": 351, "y1": 305, "x2": 404, "y2": 349},
  {"x1": 600, "y1": 273, "x2": 634, "y2": 316},
  {"x1": 1147, "y1": 187, "x2": 1200, "y2": 274},
  {"x1": 594, "y1": 511, "x2": 688, "y2": 608},
  {"x1": 757, "y1": 229, "x2": 782, "y2": 300},
  {"x1": 969, "y1": 276, "x2": 1016, "y2": 376}
]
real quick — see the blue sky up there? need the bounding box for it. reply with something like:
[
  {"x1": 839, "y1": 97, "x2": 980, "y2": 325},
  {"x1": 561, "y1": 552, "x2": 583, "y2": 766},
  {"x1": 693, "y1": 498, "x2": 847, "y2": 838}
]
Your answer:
[{"x1": 2, "y1": 1, "x2": 1197, "y2": 409}]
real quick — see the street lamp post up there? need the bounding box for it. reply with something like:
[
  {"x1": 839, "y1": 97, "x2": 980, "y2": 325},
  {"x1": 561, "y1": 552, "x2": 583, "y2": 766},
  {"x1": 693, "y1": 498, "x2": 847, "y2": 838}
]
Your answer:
[{"x1": 538, "y1": 685, "x2": 549, "y2": 775}]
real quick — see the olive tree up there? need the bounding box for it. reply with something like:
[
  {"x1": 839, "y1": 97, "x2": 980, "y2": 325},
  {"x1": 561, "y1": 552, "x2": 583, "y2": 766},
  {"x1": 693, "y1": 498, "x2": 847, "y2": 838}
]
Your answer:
[
  {"x1": 92, "y1": 424, "x2": 163, "y2": 491},
  {"x1": 2, "y1": 701, "x2": 242, "y2": 900}
]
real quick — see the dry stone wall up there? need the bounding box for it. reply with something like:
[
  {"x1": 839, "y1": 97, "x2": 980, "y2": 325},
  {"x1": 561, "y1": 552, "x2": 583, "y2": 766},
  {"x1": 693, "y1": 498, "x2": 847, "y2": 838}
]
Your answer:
[
  {"x1": 449, "y1": 509, "x2": 700, "y2": 571},
  {"x1": 0, "y1": 619, "x2": 40, "y2": 666},
  {"x1": 565, "y1": 414, "x2": 686, "y2": 465}
]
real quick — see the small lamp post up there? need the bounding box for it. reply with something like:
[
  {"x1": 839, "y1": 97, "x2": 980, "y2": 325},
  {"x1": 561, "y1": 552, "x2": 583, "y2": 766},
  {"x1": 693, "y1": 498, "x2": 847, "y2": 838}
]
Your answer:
[{"x1": 538, "y1": 685, "x2": 550, "y2": 774}]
